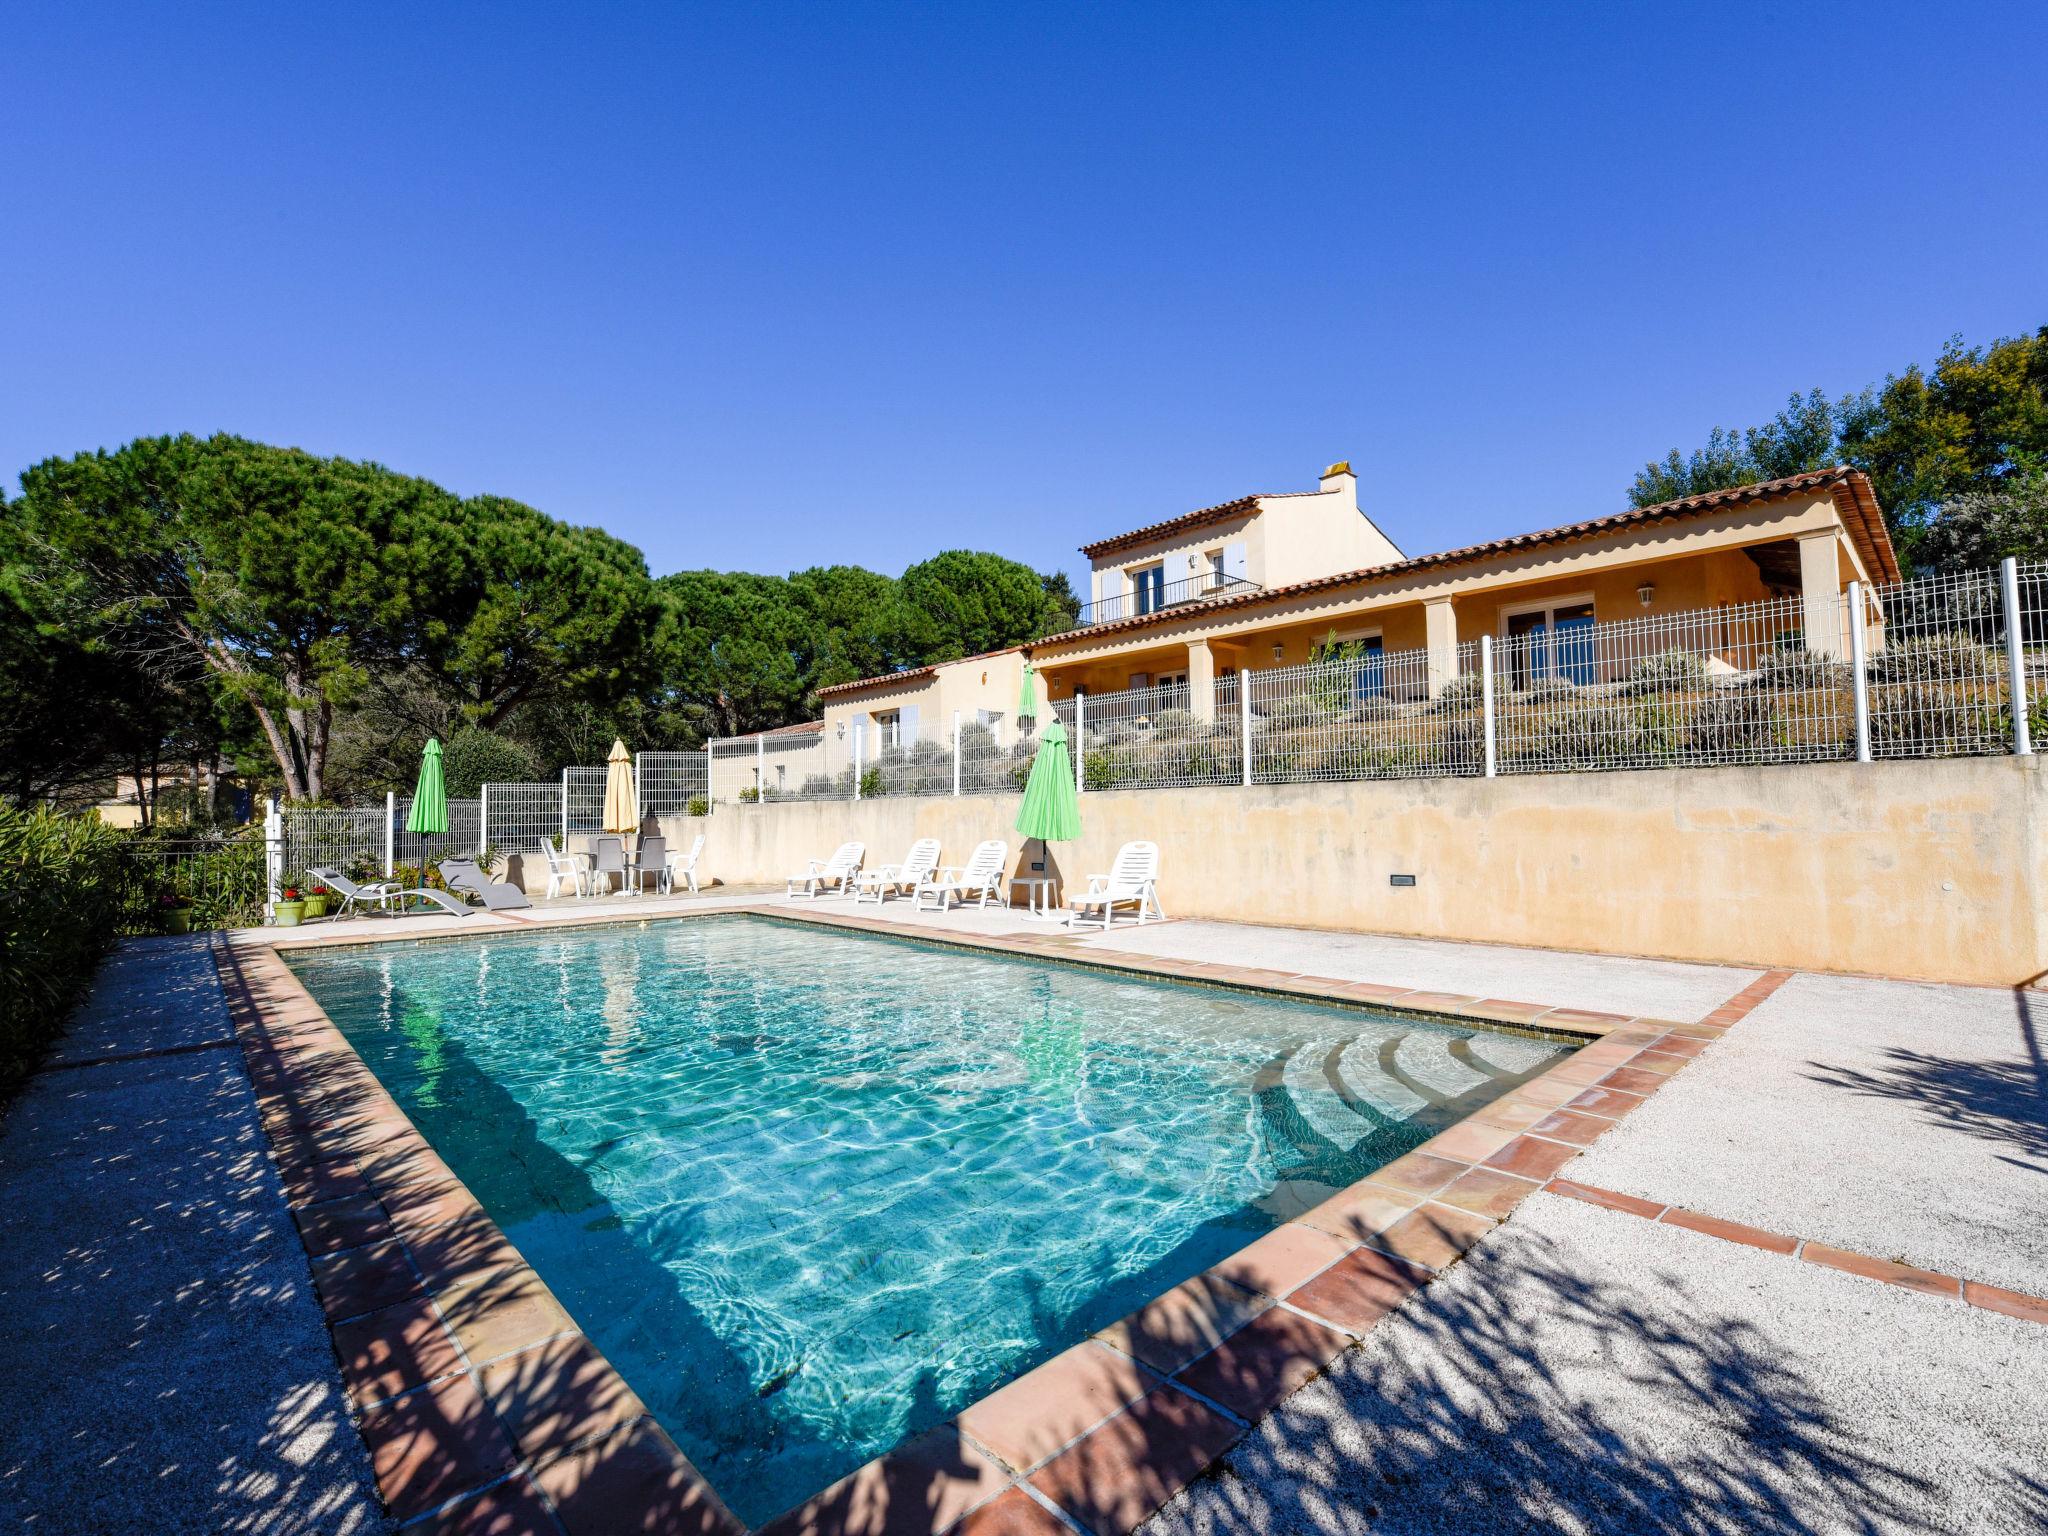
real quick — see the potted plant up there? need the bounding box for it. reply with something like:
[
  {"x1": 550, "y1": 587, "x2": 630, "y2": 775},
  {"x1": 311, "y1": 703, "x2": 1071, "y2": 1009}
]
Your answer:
[
  {"x1": 274, "y1": 885, "x2": 306, "y2": 927},
  {"x1": 159, "y1": 890, "x2": 194, "y2": 935},
  {"x1": 301, "y1": 882, "x2": 331, "y2": 920}
]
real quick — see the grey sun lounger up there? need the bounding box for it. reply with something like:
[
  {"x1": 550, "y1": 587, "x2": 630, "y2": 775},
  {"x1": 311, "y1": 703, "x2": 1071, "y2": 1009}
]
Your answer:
[
  {"x1": 308, "y1": 866, "x2": 476, "y2": 918},
  {"x1": 439, "y1": 858, "x2": 533, "y2": 911}
]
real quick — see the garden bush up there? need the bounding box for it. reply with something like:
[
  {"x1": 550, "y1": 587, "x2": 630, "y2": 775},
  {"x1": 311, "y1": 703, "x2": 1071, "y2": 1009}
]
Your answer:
[
  {"x1": 1868, "y1": 632, "x2": 2007, "y2": 756},
  {"x1": 0, "y1": 807, "x2": 127, "y2": 1088},
  {"x1": 1621, "y1": 648, "x2": 1707, "y2": 696}
]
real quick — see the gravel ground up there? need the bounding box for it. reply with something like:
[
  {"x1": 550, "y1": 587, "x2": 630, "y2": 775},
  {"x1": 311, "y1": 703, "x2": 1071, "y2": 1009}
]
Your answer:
[
  {"x1": 1567, "y1": 971, "x2": 2048, "y2": 1293},
  {"x1": 1143, "y1": 1192, "x2": 2048, "y2": 1536},
  {"x1": 0, "y1": 938, "x2": 388, "y2": 1535}
]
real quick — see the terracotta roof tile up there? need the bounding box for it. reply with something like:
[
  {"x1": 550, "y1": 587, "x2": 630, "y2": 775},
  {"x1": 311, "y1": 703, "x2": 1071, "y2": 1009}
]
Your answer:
[{"x1": 1030, "y1": 467, "x2": 1897, "y2": 650}]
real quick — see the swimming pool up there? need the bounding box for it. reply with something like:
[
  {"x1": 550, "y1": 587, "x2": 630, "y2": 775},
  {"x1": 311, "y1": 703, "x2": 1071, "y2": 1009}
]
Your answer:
[{"x1": 290, "y1": 916, "x2": 1571, "y2": 1524}]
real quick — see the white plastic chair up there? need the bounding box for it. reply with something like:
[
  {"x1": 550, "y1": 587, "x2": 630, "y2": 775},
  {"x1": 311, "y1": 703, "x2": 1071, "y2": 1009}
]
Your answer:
[
  {"x1": 913, "y1": 840, "x2": 1008, "y2": 912},
  {"x1": 590, "y1": 837, "x2": 629, "y2": 896},
  {"x1": 788, "y1": 841, "x2": 864, "y2": 898},
  {"x1": 667, "y1": 834, "x2": 706, "y2": 894},
  {"x1": 856, "y1": 838, "x2": 941, "y2": 904},
  {"x1": 1065, "y1": 841, "x2": 1165, "y2": 930},
  {"x1": 540, "y1": 842, "x2": 587, "y2": 899}
]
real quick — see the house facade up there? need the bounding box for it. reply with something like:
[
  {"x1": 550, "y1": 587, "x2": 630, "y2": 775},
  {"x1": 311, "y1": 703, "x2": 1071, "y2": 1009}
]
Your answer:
[{"x1": 809, "y1": 460, "x2": 1897, "y2": 773}]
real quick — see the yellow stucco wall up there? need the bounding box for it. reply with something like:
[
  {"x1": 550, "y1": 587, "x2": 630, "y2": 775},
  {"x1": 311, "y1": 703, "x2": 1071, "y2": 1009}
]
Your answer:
[{"x1": 661, "y1": 756, "x2": 2048, "y2": 987}]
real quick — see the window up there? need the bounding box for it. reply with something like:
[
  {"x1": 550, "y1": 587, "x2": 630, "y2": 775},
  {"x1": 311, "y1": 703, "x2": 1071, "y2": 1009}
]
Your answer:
[
  {"x1": 1203, "y1": 549, "x2": 1227, "y2": 593},
  {"x1": 1504, "y1": 599, "x2": 1597, "y2": 688},
  {"x1": 1129, "y1": 563, "x2": 1166, "y2": 615},
  {"x1": 874, "y1": 711, "x2": 902, "y2": 749}
]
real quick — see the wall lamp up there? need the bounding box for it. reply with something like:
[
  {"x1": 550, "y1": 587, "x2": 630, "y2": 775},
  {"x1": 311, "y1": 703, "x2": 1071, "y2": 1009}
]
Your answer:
[{"x1": 1637, "y1": 582, "x2": 1656, "y2": 607}]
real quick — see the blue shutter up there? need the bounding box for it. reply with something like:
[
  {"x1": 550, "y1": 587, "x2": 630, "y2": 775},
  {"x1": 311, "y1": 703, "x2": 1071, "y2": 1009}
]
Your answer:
[
  {"x1": 899, "y1": 703, "x2": 920, "y2": 748},
  {"x1": 1163, "y1": 552, "x2": 1190, "y2": 596}
]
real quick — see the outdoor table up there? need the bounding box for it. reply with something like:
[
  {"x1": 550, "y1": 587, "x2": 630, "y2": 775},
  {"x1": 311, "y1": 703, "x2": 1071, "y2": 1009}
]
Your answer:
[{"x1": 1010, "y1": 875, "x2": 1060, "y2": 916}]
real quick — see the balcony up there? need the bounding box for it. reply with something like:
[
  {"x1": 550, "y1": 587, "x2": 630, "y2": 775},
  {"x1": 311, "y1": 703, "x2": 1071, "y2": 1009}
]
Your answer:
[{"x1": 1077, "y1": 572, "x2": 1262, "y2": 627}]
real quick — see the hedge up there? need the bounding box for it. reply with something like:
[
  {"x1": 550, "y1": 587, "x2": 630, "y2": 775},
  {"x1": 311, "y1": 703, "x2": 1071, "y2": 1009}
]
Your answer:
[{"x1": 0, "y1": 806, "x2": 127, "y2": 1089}]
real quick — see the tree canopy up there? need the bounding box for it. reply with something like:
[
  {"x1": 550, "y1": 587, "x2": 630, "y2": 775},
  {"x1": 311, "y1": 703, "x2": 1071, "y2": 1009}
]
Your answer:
[
  {"x1": 1629, "y1": 326, "x2": 2048, "y2": 569},
  {"x1": 1, "y1": 434, "x2": 1080, "y2": 803}
]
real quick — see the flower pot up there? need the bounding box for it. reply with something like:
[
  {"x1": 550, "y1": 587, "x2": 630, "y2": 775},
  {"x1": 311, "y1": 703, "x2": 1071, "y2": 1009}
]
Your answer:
[
  {"x1": 274, "y1": 900, "x2": 305, "y2": 928},
  {"x1": 164, "y1": 907, "x2": 193, "y2": 935},
  {"x1": 301, "y1": 895, "x2": 328, "y2": 919}
]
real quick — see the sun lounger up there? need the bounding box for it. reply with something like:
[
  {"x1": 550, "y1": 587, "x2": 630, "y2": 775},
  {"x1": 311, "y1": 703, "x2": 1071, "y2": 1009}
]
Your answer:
[
  {"x1": 788, "y1": 842, "x2": 863, "y2": 898},
  {"x1": 913, "y1": 840, "x2": 1007, "y2": 912},
  {"x1": 1065, "y1": 841, "x2": 1164, "y2": 929},
  {"x1": 856, "y1": 838, "x2": 941, "y2": 904},
  {"x1": 439, "y1": 858, "x2": 533, "y2": 911}
]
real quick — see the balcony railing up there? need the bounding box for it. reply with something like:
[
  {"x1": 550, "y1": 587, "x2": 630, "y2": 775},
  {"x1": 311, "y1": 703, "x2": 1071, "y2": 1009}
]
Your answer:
[{"x1": 1078, "y1": 572, "x2": 1262, "y2": 627}]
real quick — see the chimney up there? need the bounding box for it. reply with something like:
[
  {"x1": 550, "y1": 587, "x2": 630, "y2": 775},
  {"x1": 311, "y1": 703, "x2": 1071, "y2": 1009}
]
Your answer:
[{"x1": 1319, "y1": 459, "x2": 1357, "y2": 510}]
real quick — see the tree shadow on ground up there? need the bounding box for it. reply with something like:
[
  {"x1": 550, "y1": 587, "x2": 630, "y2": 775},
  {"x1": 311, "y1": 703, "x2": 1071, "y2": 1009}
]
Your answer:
[
  {"x1": 1132, "y1": 1213, "x2": 2035, "y2": 1536},
  {"x1": 1799, "y1": 988, "x2": 2048, "y2": 1170}
]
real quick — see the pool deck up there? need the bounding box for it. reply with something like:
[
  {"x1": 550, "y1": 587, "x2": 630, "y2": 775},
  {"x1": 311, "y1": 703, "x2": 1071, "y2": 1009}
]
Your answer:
[{"x1": 3, "y1": 893, "x2": 2043, "y2": 1534}]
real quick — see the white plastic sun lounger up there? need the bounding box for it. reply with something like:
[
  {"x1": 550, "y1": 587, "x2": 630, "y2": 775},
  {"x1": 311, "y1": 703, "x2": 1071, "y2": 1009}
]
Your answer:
[
  {"x1": 788, "y1": 841, "x2": 863, "y2": 898},
  {"x1": 856, "y1": 838, "x2": 941, "y2": 904},
  {"x1": 913, "y1": 839, "x2": 1007, "y2": 913},
  {"x1": 307, "y1": 866, "x2": 475, "y2": 919},
  {"x1": 1065, "y1": 841, "x2": 1164, "y2": 930}
]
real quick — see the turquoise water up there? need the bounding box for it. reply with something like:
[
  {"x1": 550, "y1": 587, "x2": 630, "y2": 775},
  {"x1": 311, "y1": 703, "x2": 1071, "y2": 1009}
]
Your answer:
[{"x1": 291, "y1": 917, "x2": 1568, "y2": 1524}]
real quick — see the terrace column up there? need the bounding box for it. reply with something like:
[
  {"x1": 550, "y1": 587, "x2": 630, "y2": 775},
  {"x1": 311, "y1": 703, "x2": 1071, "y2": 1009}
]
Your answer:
[
  {"x1": 1186, "y1": 639, "x2": 1216, "y2": 720},
  {"x1": 1425, "y1": 599, "x2": 1459, "y2": 699},
  {"x1": 1798, "y1": 531, "x2": 1845, "y2": 658}
]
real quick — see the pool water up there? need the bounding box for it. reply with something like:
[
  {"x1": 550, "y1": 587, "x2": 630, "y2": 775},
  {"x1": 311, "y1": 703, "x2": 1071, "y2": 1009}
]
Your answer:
[{"x1": 291, "y1": 917, "x2": 1570, "y2": 1524}]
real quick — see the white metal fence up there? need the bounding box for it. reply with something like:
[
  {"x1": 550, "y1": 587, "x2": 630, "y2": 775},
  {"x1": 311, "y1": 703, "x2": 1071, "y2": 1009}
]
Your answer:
[
  {"x1": 710, "y1": 557, "x2": 2047, "y2": 805},
  {"x1": 264, "y1": 558, "x2": 2044, "y2": 901}
]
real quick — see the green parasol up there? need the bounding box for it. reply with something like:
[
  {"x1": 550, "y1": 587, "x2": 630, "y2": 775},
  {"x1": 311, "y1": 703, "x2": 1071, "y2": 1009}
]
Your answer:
[
  {"x1": 1014, "y1": 717, "x2": 1081, "y2": 842},
  {"x1": 406, "y1": 738, "x2": 449, "y2": 887},
  {"x1": 1017, "y1": 661, "x2": 1039, "y2": 720}
]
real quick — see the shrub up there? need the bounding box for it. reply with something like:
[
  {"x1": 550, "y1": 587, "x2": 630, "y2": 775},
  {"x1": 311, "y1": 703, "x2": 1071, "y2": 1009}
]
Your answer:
[
  {"x1": 1, "y1": 807, "x2": 127, "y2": 1089},
  {"x1": 1687, "y1": 686, "x2": 1777, "y2": 758},
  {"x1": 1867, "y1": 632, "x2": 2007, "y2": 756},
  {"x1": 1755, "y1": 647, "x2": 1851, "y2": 692},
  {"x1": 686, "y1": 795, "x2": 710, "y2": 818},
  {"x1": 1865, "y1": 632, "x2": 2000, "y2": 685},
  {"x1": 1622, "y1": 648, "x2": 1707, "y2": 696},
  {"x1": 441, "y1": 726, "x2": 541, "y2": 798},
  {"x1": 858, "y1": 767, "x2": 884, "y2": 799},
  {"x1": 1430, "y1": 673, "x2": 1485, "y2": 713},
  {"x1": 739, "y1": 786, "x2": 760, "y2": 803}
]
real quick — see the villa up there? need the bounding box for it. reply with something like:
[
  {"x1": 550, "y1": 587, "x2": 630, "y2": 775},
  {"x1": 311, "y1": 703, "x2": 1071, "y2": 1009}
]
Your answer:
[{"x1": 803, "y1": 460, "x2": 1897, "y2": 776}]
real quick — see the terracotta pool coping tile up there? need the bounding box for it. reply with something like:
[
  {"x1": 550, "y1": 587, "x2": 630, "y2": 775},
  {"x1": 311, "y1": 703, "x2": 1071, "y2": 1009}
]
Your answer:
[
  {"x1": 1525, "y1": 1108, "x2": 1617, "y2": 1147},
  {"x1": 954, "y1": 1340, "x2": 1154, "y2": 1473},
  {"x1": 1546, "y1": 1056, "x2": 1621, "y2": 1087},
  {"x1": 1367, "y1": 1150, "x2": 1471, "y2": 1197},
  {"x1": 1414, "y1": 1117, "x2": 1521, "y2": 1165},
  {"x1": 1027, "y1": 1385, "x2": 1242, "y2": 1536},
  {"x1": 1093, "y1": 1273, "x2": 1275, "y2": 1376},
  {"x1": 1462, "y1": 998, "x2": 1554, "y2": 1025},
  {"x1": 1467, "y1": 1097, "x2": 1553, "y2": 1132},
  {"x1": 1506, "y1": 1076, "x2": 1586, "y2": 1110},
  {"x1": 409, "y1": 1473, "x2": 559, "y2": 1536},
  {"x1": 1479, "y1": 1135, "x2": 1582, "y2": 1183},
  {"x1": 279, "y1": 1156, "x2": 373, "y2": 1210},
  {"x1": 1539, "y1": 1008, "x2": 1632, "y2": 1030},
  {"x1": 1206, "y1": 1222, "x2": 1354, "y2": 1301},
  {"x1": 1564, "y1": 1085, "x2": 1648, "y2": 1119},
  {"x1": 1388, "y1": 990, "x2": 1484, "y2": 1014},
  {"x1": 1432, "y1": 1166, "x2": 1542, "y2": 1221},
  {"x1": 1618, "y1": 1050, "x2": 1685, "y2": 1076},
  {"x1": 355, "y1": 1371, "x2": 521, "y2": 1521},
  {"x1": 290, "y1": 1191, "x2": 395, "y2": 1257},
  {"x1": 1286, "y1": 1247, "x2": 1432, "y2": 1334},
  {"x1": 1291, "y1": 1182, "x2": 1420, "y2": 1246},
  {"x1": 1171, "y1": 1305, "x2": 1354, "y2": 1422},
  {"x1": 951, "y1": 1486, "x2": 1072, "y2": 1535},
  {"x1": 331, "y1": 1295, "x2": 468, "y2": 1409},
  {"x1": 411, "y1": 1211, "x2": 533, "y2": 1293},
  {"x1": 309, "y1": 1236, "x2": 424, "y2": 1323},
  {"x1": 1597, "y1": 1066, "x2": 1674, "y2": 1096},
  {"x1": 435, "y1": 1264, "x2": 581, "y2": 1366},
  {"x1": 1802, "y1": 1243, "x2": 1962, "y2": 1299},
  {"x1": 760, "y1": 1423, "x2": 1011, "y2": 1536},
  {"x1": 533, "y1": 1419, "x2": 746, "y2": 1536},
  {"x1": 1645, "y1": 1033, "x2": 1709, "y2": 1058},
  {"x1": 1660, "y1": 1207, "x2": 1798, "y2": 1256},
  {"x1": 1366, "y1": 1202, "x2": 1494, "y2": 1271},
  {"x1": 479, "y1": 1334, "x2": 650, "y2": 1465}
]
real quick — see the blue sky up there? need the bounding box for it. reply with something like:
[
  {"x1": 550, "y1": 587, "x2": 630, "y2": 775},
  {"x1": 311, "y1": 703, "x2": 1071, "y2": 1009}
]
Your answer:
[{"x1": 3, "y1": 3, "x2": 2043, "y2": 586}]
